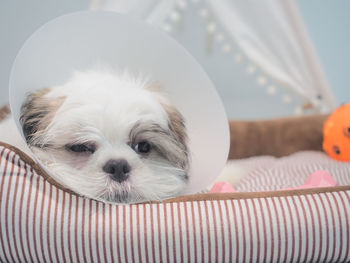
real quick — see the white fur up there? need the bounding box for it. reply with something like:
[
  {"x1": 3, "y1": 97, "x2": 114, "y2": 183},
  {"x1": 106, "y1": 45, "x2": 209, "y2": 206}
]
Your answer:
[{"x1": 0, "y1": 70, "x2": 188, "y2": 203}]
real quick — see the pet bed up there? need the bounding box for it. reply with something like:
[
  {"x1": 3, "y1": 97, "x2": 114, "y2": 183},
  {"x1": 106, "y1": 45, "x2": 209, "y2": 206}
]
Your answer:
[{"x1": 1, "y1": 142, "x2": 350, "y2": 262}]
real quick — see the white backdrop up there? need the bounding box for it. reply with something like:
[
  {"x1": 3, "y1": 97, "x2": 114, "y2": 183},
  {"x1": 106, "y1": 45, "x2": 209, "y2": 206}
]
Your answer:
[
  {"x1": 92, "y1": 0, "x2": 337, "y2": 116},
  {"x1": 0, "y1": 0, "x2": 341, "y2": 119}
]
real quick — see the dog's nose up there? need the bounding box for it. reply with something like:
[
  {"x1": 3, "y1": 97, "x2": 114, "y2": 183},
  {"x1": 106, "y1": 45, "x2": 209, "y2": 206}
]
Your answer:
[{"x1": 103, "y1": 159, "x2": 131, "y2": 183}]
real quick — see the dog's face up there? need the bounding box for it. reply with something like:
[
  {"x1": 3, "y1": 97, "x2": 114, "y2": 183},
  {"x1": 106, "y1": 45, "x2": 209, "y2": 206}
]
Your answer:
[{"x1": 20, "y1": 71, "x2": 189, "y2": 203}]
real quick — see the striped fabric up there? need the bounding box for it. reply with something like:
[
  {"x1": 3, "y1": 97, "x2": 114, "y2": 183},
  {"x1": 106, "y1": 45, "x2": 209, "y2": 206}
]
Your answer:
[
  {"x1": 230, "y1": 151, "x2": 350, "y2": 192},
  {"x1": 1, "y1": 145, "x2": 350, "y2": 262}
]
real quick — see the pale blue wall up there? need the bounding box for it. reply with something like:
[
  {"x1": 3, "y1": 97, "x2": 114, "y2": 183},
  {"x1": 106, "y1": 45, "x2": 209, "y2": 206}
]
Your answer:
[
  {"x1": 0, "y1": 0, "x2": 88, "y2": 105},
  {"x1": 0, "y1": 1, "x2": 349, "y2": 117},
  {"x1": 297, "y1": 0, "x2": 350, "y2": 105}
]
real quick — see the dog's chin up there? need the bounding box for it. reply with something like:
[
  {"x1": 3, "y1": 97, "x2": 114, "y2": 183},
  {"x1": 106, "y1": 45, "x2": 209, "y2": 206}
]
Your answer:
[{"x1": 31, "y1": 147, "x2": 187, "y2": 204}]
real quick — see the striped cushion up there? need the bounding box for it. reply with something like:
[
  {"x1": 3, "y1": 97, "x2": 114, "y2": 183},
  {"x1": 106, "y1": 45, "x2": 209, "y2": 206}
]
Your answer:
[
  {"x1": 1, "y1": 143, "x2": 350, "y2": 262},
  {"x1": 230, "y1": 151, "x2": 350, "y2": 192}
]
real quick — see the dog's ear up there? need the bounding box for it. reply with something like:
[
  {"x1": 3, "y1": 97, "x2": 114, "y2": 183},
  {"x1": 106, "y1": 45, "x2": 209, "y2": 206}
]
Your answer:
[
  {"x1": 20, "y1": 88, "x2": 65, "y2": 146},
  {"x1": 162, "y1": 103, "x2": 187, "y2": 148},
  {"x1": 162, "y1": 102, "x2": 190, "y2": 170},
  {"x1": 147, "y1": 85, "x2": 188, "y2": 148}
]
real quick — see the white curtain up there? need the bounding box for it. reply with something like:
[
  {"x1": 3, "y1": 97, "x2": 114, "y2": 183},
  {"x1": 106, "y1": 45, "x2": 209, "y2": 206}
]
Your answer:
[{"x1": 90, "y1": 0, "x2": 337, "y2": 112}]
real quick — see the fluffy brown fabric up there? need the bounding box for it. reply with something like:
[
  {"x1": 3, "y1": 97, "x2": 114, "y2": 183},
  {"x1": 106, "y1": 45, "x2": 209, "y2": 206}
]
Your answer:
[{"x1": 228, "y1": 114, "x2": 328, "y2": 159}]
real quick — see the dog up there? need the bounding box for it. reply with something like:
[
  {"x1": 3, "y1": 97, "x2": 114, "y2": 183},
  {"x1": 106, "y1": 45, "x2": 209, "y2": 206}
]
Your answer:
[{"x1": 0, "y1": 70, "x2": 190, "y2": 203}]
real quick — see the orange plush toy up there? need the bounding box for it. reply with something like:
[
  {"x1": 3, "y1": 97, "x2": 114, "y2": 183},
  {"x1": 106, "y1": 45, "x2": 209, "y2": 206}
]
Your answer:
[{"x1": 323, "y1": 103, "x2": 350, "y2": 161}]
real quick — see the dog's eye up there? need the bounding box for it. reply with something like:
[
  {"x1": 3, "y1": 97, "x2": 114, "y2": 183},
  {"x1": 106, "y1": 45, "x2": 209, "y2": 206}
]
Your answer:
[
  {"x1": 67, "y1": 143, "x2": 96, "y2": 154},
  {"x1": 134, "y1": 141, "x2": 151, "y2": 154}
]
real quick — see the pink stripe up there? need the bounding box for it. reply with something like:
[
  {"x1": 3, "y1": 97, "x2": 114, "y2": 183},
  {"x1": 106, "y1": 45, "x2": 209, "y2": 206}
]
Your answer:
[
  {"x1": 116, "y1": 205, "x2": 122, "y2": 263},
  {"x1": 38, "y1": 177, "x2": 47, "y2": 262},
  {"x1": 304, "y1": 195, "x2": 316, "y2": 262},
  {"x1": 251, "y1": 199, "x2": 261, "y2": 262},
  {"x1": 197, "y1": 202, "x2": 204, "y2": 262},
  {"x1": 285, "y1": 197, "x2": 295, "y2": 262},
  {"x1": 150, "y1": 203, "x2": 156, "y2": 262},
  {"x1": 25, "y1": 167, "x2": 37, "y2": 263},
  {"x1": 81, "y1": 199, "x2": 88, "y2": 263},
  {"x1": 277, "y1": 197, "x2": 288, "y2": 262},
  {"x1": 324, "y1": 193, "x2": 337, "y2": 262},
  {"x1": 157, "y1": 203, "x2": 163, "y2": 262},
  {"x1": 88, "y1": 199, "x2": 95, "y2": 262},
  {"x1": 257, "y1": 198, "x2": 267, "y2": 262},
  {"x1": 319, "y1": 194, "x2": 330, "y2": 261},
  {"x1": 265, "y1": 198, "x2": 274, "y2": 262},
  {"x1": 123, "y1": 205, "x2": 128, "y2": 262},
  {"x1": 177, "y1": 202, "x2": 184, "y2": 262},
  {"x1": 330, "y1": 192, "x2": 343, "y2": 262},
  {"x1": 4, "y1": 154, "x2": 19, "y2": 262},
  {"x1": 343, "y1": 191, "x2": 350, "y2": 260},
  {"x1": 204, "y1": 201, "x2": 212, "y2": 261},
  {"x1": 18, "y1": 161, "x2": 29, "y2": 262},
  {"x1": 223, "y1": 200, "x2": 233, "y2": 261},
  {"x1": 102, "y1": 203, "x2": 108, "y2": 262},
  {"x1": 0, "y1": 151, "x2": 14, "y2": 262},
  {"x1": 164, "y1": 204, "x2": 170, "y2": 263},
  {"x1": 338, "y1": 192, "x2": 350, "y2": 261},
  {"x1": 189, "y1": 202, "x2": 197, "y2": 262},
  {"x1": 230, "y1": 200, "x2": 239, "y2": 262},
  {"x1": 109, "y1": 205, "x2": 116, "y2": 263},
  {"x1": 310, "y1": 194, "x2": 323, "y2": 262},
  {"x1": 95, "y1": 202, "x2": 101, "y2": 262},
  {"x1": 271, "y1": 198, "x2": 282, "y2": 262},
  {"x1": 130, "y1": 205, "x2": 135, "y2": 263},
  {"x1": 217, "y1": 201, "x2": 225, "y2": 263},
  {"x1": 9, "y1": 157, "x2": 22, "y2": 261},
  {"x1": 66, "y1": 194, "x2": 74, "y2": 262},
  {"x1": 300, "y1": 195, "x2": 310, "y2": 261},
  {"x1": 137, "y1": 205, "x2": 142, "y2": 263},
  {"x1": 210, "y1": 201, "x2": 219, "y2": 263},
  {"x1": 170, "y1": 202, "x2": 177, "y2": 262},
  {"x1": 73, "y1": 195, "x2": 80, "y2": 262},
  {"x1": 60, "y1": 192, "x2": 67, "y2": 262},
  {"x1": 143, "y1": 205, "x2": 150, "y2": 263},
  {"x1": 237, "y1": 199, "x2": 246, "y2": 262},
  {"x1": 184, "y1": 202, "x2": 191, "y2": 263},
  {"x1": 243, "y1": 199, "x2": 253, "y2": 262},
  {"x1": 32, "y1": 173, "x2": 42, "y2": 262}
]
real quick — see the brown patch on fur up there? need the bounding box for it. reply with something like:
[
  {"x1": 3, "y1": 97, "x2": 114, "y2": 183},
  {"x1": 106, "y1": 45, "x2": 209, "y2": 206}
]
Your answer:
[
  {"x1": 0, "y1": 105, "x2": 10, "y2": 122},
  {"x1": 20, "y1": 88, "x2": 65, "y2": 146},
  {"x1": 145, "y1": 83, "x2": 188, "y2": 149},
  {"x1": 228, "y1": 114, "x2": 328, "y2": 159},
  {"x1": 162, "y1": 103, "x2": 188, "y2": 150},
  {"x1": 146, "y1": 82, "x2": 162, "y2": 93}
]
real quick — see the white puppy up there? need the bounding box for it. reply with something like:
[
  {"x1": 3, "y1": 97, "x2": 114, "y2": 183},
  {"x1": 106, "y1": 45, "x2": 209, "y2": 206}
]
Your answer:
[{"x1": 0, "y1": 70, "x2": 189, "y2": 203}]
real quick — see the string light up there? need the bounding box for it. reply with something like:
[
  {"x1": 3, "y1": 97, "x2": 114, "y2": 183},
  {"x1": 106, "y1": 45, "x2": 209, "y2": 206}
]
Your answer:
[
  {"x1": 207, "y1": 22, "x2": 216, "y2": 33},
  {"x1": 282, "y1": 94, "x2": 292, "y2": 103},
  {"x1": 170, "y1": 11, "x2": 180, "y2": 22},
  {"x1": 199, "y1": 8, "x2": 209, "y2": 18},
  {"x1": 247, "y1": 65, "x2": 256, "y2": 74},
  {"x1": 177, "y1": 0, "x2": 188, "y2": 9},
  {"x1": 267, "y1": 85, "x2": 276, "y2": 94},
  {"x1": 162, "y1": 23, "x2": 172, "y2": 32},
  {"x1": 257, "y1": 76, "x2": 267, "y2": 86},
  {"x1": 222, "y1": 43, "x2": 232, "y2": 53},
  {"x1": 215, "y1": 33, "x2": 224, "y2": 43},
  {"x1": 234, "y1": 54, "x2": 242, "y2": 62}
]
